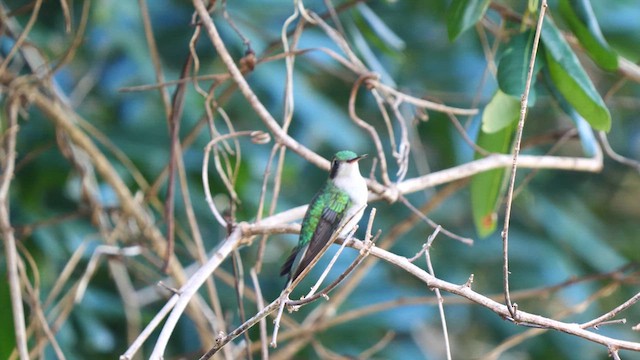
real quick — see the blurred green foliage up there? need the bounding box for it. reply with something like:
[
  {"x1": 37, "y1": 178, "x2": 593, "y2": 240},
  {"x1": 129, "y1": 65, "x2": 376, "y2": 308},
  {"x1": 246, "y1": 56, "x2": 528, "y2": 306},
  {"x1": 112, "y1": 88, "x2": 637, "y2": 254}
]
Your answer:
[{"x1": 1, "y1": 0, "x2": 640, "y2": 359}]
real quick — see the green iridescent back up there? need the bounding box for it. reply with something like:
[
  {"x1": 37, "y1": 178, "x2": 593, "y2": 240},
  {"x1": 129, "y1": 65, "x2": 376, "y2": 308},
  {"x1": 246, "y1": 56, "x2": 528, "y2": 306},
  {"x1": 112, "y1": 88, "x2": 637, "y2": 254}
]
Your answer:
[{"x1": 299, "y1": 181, "x2": 351, "y2": 246}]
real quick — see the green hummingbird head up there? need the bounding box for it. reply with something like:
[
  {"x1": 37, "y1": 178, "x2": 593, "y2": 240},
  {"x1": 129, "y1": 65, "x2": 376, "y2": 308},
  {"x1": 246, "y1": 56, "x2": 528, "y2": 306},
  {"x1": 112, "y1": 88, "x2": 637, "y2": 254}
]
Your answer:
[
  {"x1": 334, "y1": 150, "x2": 359, "y2": 161},
  {"x1": 330, "y1": 151, "x2": 367, "y2": 179}
]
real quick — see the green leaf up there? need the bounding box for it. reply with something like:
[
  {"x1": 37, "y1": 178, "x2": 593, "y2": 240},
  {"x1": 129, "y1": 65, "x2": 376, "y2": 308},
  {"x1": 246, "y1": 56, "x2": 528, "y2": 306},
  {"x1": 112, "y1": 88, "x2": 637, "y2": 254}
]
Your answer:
[
  {"x1": 559, "y1": 0, "x2": 618, "y2": 71},
  {"x1": 543, "y1": 68, "x2": 598, "y2": 156},
  {"x1": 471, "y1": 119, "x2": 516, "y2": 238},
  {"x1": 541, "y1": 17, "x2": 611, "y2": 132},
  {"x1": 482, "y1": 89, "x2": 520, "y2": 133},
  {"x1": 497, "y1": 30, "x2": 541, "y2": 105},
  {"x1": 447, "y1": 0, "x2": 491, "y2": 41}
]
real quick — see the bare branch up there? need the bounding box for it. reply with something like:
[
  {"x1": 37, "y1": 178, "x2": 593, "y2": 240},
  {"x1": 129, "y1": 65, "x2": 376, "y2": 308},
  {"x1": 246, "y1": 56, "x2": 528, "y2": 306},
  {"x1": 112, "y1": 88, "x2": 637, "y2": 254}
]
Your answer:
[
  {"x1": 581, "y1": 292, "x2": 640, "y2": 330},
  {"x1": 501, "y1": 0, "x2": 547, "y2": 320},
  {"x1": 1, "y1": 99, "x2": 29, "y2": 360}
]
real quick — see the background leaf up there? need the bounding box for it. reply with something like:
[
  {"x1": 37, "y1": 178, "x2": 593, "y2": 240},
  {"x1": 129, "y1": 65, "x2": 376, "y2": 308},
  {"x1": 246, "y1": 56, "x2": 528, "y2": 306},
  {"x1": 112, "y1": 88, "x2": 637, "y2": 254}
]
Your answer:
[
  {"x1": 541, "y1": 17, "x2": 611, "y2": 131},
  {"x1": 482, "y1": 89, "x2": 521, "y2": 133},
  {"x1": 559, "y1": 0, "x2": 618, "y2": 71},
  {"x1": 543, "y1": 69, "x2": 599, "y2": 156},
  {"x1": 446, "y1": 0, "x2": 491, "y2": 41},
  {"x1": 472, "y1": 111, "x2": 516, "y2": 237},
  {"x1": 497, "y1": 30, "x2": 541, "y2": 105}
]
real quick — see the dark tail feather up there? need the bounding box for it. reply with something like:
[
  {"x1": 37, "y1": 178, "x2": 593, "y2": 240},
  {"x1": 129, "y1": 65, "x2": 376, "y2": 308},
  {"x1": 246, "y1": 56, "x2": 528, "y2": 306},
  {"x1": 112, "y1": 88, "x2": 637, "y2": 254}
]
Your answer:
[{"x1": 280, "y1": 247, "x2": 298, "y2": 277}]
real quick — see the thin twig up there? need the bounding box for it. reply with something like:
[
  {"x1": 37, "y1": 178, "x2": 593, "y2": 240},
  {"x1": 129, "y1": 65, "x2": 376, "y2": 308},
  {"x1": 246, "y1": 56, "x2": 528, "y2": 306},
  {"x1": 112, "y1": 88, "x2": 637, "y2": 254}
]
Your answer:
[
  {"x1": 0, "y1": 102, "x2": 29, "y2": 360},
  {"x1": 255, "y1": 268, "x2": 637, "y2": 354},
  {"x1": 482, "y1": 282, "x2": 621, "y2": 360},
  {"x1": 148, "y1": 224, "x2": 246, "y2": 359},
  {"x1": 120, "y1": 296, "x2": 180, "y2": 360},
  {"x1": 199, "y1": 229, "x2": 377, "y2": 359},
  {"x1": 305, "y1": 225, "x2": 358, "y2": 300},
  {"x1": 163, "y1": 53, "x2": 193, "y2": 272},
  {"x1": 193, "y1": 0, "x2": 328, "y2": 170},
  {"x1": 202, "y1": 130, "x2": 266, "y2": 227},
  {"x1": 271, "y1": 205, "x2": 368, "y2": 348},
  {"x1": 581, "y1": 291, "x2": 640, "y2": 329},
  {"x1": 344, "y1": 239, "x2": 640, "y2": 352},
  {"x1": 398, "y1": 195, "x2": 473, "y2": 245},
  {"x1": 371, "y1": 80, "x2": 479, "y2": 116},
  {"x1": 16, "y1": 244, "x2": 66, "y2": 360},
  {"x1": 250, "y1": 268, "x2": 270, "y2": 360},
  {"x1": 231, "y1": 250, "x2": 252, "y2": 359},
  {"x1": 0, "y1": 0, "x2": 42, "y2": 77},
  {"x1": 598, "y1": 131, "x2": 640, "y2": 172},
  {"x1": 422, "y1": 226, "x2": 451, "y2": 360},
  {"x1": 137, "y1": 0, "x2": 171, "y2": 116},
  {"x1": 74, "y1": 245, "x2": 143, "y2": 303},
  {"x1": 253, "y1": 144, "x2": 282, "y2": 272},
  {"x1": 349, "y1": 73, "x2": 393, "y2": 186},
  {"x1": 500, "y1": 0, "x2": 547, "y2": 320}
]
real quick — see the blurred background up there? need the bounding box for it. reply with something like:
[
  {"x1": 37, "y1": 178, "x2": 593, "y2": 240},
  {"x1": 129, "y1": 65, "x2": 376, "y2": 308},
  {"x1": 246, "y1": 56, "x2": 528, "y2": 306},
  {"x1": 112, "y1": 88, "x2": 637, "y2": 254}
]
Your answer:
[{"x1": 1, "y1": 0, "x2": 639, "y2": 359}]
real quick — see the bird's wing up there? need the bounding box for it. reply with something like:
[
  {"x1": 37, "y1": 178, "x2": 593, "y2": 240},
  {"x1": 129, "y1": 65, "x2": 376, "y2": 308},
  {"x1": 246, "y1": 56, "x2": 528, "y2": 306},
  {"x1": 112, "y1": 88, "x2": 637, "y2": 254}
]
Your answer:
[{"x1": 289, "y1": 191, "x2": 350, "y2": 282}]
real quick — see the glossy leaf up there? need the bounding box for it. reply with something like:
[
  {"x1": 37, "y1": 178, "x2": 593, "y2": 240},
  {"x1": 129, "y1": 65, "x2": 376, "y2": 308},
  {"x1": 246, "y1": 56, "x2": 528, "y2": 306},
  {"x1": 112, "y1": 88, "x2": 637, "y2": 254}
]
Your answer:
[
  {"x1": 541, "y1": 17, "x2": 611, "y2": 132},
  {"x1": 472, "y1": 118, "x2": 516, "y2": 238},
  {"x1": 447, "y1": 0, "x2": 491, "y2": 41},
  {"x1": 482, "y1": 89, "x2": 520, "y2": 133},
  {"x1": 497, "y1": 30, "x2": 541, "y2": 105},
  {"x1": 559, "y1": 0, "x2": 618, "y2": 71},
  {"x1": 543, "y1": 68, "x2": 598, "y2": 156}
]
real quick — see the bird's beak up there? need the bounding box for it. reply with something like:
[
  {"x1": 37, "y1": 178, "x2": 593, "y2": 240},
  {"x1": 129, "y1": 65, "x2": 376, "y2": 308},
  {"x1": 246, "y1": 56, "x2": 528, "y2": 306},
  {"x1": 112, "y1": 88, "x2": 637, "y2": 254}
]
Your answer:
[{"x1": 349, "y1": 154, "x2": 367, "y2": 163}]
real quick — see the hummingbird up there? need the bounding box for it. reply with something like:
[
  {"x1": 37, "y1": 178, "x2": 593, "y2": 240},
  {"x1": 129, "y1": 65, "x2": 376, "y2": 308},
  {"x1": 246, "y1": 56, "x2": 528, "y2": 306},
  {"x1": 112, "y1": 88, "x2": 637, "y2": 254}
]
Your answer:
[{"x1": 280, "y1": 150, "x2": 368, "y2": 286}]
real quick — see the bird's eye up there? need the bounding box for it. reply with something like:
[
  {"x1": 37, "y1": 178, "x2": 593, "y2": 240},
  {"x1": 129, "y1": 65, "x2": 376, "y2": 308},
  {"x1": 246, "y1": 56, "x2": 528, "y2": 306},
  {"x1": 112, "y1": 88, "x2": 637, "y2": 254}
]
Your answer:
[{"x1": 329, "y1": 159, "x2": 339, "y2": 178}]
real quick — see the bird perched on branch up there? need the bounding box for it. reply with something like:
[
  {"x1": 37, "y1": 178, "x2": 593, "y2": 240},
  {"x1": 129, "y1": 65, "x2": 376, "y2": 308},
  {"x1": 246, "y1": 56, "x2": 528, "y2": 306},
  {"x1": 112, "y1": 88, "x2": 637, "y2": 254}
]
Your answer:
[{"x1": 280, "y1": 150, "x2": 368, "y2": 286}]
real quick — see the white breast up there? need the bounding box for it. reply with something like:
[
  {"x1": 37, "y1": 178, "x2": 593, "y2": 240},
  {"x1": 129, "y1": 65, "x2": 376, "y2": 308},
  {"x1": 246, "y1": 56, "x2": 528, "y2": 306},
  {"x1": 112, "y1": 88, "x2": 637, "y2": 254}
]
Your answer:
[{"x1": 332, "y1": 162, "x2": 368, "y2": 237}]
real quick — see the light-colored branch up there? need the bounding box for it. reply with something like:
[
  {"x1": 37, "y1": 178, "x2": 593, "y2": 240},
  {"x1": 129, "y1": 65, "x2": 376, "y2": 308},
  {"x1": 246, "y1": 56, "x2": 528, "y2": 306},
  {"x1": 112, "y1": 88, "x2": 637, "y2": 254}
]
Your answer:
[
  {"x1": 199, "y1": 229, "x2": 378, "y2": 359},
  {"x1": 371, "y1": 80, "x2": 479, "y2": 116},
  {"x1": 120, "y1": 295, "x2": 180, "y2": 360},
  {"x1": 250, "y1": 268, "x2": 270, "y2": 360},
  {"x1": 170, "y1": 225, "x2": 640, "y2": 358},
  {"x1": 392, "y1": 152, "x2": 602, "y2": 199},
  {"x1": 74, "y1": 245, "x2": 142, "y2": 303},
  {"x1": 17, "y1": 245, "x2": 66, "y2": 360},
  {"x1": 481, "y1": 282, "x2": 621, "y2": 360},
  {"x1": 202, "y1": 130, "x2": 264, "y2": 227},
  {"x1": 0, "y1": 104, "x2": 29, "y2": 360},
  {"x1": 598, "y1": 131, "x2": 640, "y2": 172},
  {"x1": 501, "y1": 0, "x2": 547, "y2": 320},
  {"x1": 148, "y1": 225, "x2": 245, "y2": 359},
  {"x1": 581, "y1": 291, "x2": 640, "y2": 329},
  {"x1": 345, "y1": 239, "x2": 640, "y2": 352},
  {"x1": 31, "y1": 91, "x2": 170, "y2": 260},
  {"x1": 28, "y1": 85, "x2": 216, "y2": 350},
  {"x1": 137, "y1": 0, "x2": 172, "y2": 118},
  {"x1": 618, "y1": 56, "x2": 640, "y2": 83},
  {"x1": 193, "y1": 0, "x2": 600, "y2": 209},
  {"x1": 349, "y1": 74, "x2": 393, "y2": 186},
  {"x1": 423, "y1": 227, "x2": 451, "y2": 360},
  {"x1": 193, "y1": 0, "x2": 328, "y2": 170}
]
